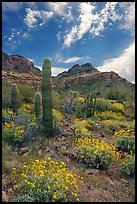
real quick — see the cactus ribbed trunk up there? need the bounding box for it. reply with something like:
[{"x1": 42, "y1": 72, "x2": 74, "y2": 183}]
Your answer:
[
  {"x1": 34, "y1": 92, "x2": 41, "y2": 118},
  {"x1": 11, "y1": 83, "x2": 18, "y2": 114},
  {"x1": 42, "y1": 58, "x2": 53, "y2": 136}
]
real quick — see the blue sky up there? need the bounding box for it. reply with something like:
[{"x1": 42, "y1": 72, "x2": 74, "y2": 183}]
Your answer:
[{"x1": 2, "y1": 2, "x2": 135, "y2": 83}]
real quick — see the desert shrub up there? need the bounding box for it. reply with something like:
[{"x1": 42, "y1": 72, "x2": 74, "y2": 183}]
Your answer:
[
  {"x1": 2, "y1": 142, "x2": 14, "y2": 175},
  {"x1": 2, "y1": 122, "x2": 25, "y2": 148},
  {"x1": 13, "y1": 158, "x2": 82, "y2": 202},
  {"x1": 2, "y1": 108, "x2": 16, "y2": 122},
  {"x1": 113, "y1": 129, "x2": 135, "y2": 138},
  {"x1": 116, "y1": 136, "x2": 135, "y2": 153},
  {"x1": 74, "y1": 119, "x2": 92, "y2": 138},
  {"x1": 100, "y1": 119, "x2": 122, "y2": 132},
  {"x1": 18, "y1": 84, "x2": 35, "y2": 104},
  {"x1": 14, "y1": 111, "x2": 36, "y2": 126},
  {"x1": 2, "y1": 80, "x2": 12, "y2": 108},
  {"x1": 86, "y1": 119, "x2": 98, "y2": 131},
  {"x1": 96, "y1": 98, "x2": 115, "y2": 113},
  {"x1": 120, "y1": 154, "x2": 135, "y2": 177},
  {"x1": 73, "y1": 137, "x2": 119, "y2": 170},
  {"x1": 105, "y1": 87, "x2": 127, "y2": 102},
  {"x1": 94, "y1": 111, "x2": 127, "y2": 121}
]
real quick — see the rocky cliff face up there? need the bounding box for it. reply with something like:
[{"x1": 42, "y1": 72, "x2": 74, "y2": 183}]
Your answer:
[
  {"x1": 2, "y1": 52, "x2": 134, "y2": 91},
  {"x1": 2, "y1": 52, "x2": 41, "y2": 77},
  {"x1": 57, "y1": 63, "x2": 98, "y2": 79}
]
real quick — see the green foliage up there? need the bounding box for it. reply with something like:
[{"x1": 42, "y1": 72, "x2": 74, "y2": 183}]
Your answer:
[
  {"x1": 116, "y1": 136, "x2": 135, "y2": 153},
  {"x1": 2, "y1": 127, "x2": 15, "y2": 147},
  {"x1": 34, "y1": 92, "x2": 41, "y2": 118},
  {"x1": 120, "y1": 154, "x2": 135, "y2": 177},
  {"x1": 84, "y1": 94, "x2": 96, "y2": 117},
  {"x1": 42, "y1": 58, "x2": 53, "y2": 136},
  {"x1": 11, "y1": 83, "x2": 18, "y2": 114},
  {"x1": 18, "y1": 84, "x2": 35, "y2": 104},
  {"x1": 2, "y1": 80, "x2": 12, "y2": 108},
  {"x1": 76, "y1": 145, "x2": 114, "y2": 170},
  {"x1": 13, "y1": 159, "x2": 81, "y2": 202},
  {"x1": 105, "y1": 87, "x2": 127, "y2": 102}
]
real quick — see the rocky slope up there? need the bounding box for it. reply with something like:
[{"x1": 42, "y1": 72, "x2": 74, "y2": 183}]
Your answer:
[
  {"x1": 2, "y1": 52, "x2": 135, "y2": 97},
  {"x1": 2, "y1": 52, "x2": 41, "y2": 77}
]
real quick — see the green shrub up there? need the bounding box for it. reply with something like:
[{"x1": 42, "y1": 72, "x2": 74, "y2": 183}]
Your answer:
[
  {"x1": 2, "y1": 122, "x2": 25, "y2": 148},
  {"x1": 120, "y1": 154, "x2": 135, "y2": 177},
  {"x1": 116, "y1": 136, "x2": 135, "y2": 153},
  {"x1": 18, "y1": 84, "x2": 35, "y2": 104},
  {"x1": 13, "y1": 159, "x2": 81, "y2": 202},
  {"x1": 76, "y1": 145, "x2": 114, "y2": 170}
]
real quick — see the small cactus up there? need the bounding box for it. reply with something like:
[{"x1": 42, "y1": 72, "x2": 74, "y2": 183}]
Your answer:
[
  {"x1": 34, "y1": 92, "x2": 41, "y2": 118},
  {"x1": 11, "y1": 83, "x2": 18, "y2": 114},
  {"x1": 42, "y1": 58, "x2": 53, "y2": 136},
  {"x1": 84, "y1": 94, "x2": 96, "y2": 117}
]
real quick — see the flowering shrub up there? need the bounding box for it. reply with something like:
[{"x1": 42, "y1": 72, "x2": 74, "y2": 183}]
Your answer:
[
  {"x1": 21, "y1": 103, "x2": 34, "y2": 114},
  {"x1": 74, "y1": 119, "x2": 92, "y2": 138},
  {"x1": 3, "y1": 122, "x2": 25, "y2": 147},
  {"x1": 2, "y1": 108, "x2": 16, "y2": 122},
  {"x1": 73, "y1": 137, "x2": 120, "y2": 170},
  {"x1": 53, "y1": 109, "x2": 65, "y2": 130},
  {"x1": 116, "y1": 136, "x2": 135, "y2": 153},
  {"x1": 120, "y1": 154, "x2": 135, "y2": 177},
  {"x1": 113, "y1": 102, "x2": 125, "y2": 112},
  {"x1": 113, "y1": 129, "x2": 134, "y2": 137},
  {"x1": 94, "y1": 111, "x2": 127, "y2": 120},
  {"x1": 100, "y1": 119, "x2": 121, "y2": 132},
  {"x1": 74, "y1": 119, "x2": 91, "y2": 129},
  {"x1": 12, "y1": 158, "x2": 82, "y2": 202}
]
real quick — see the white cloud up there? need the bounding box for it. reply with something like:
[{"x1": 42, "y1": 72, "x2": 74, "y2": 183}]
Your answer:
[
  {"x1": 119, "y1": 2, "x2": 135, "y2": 35},
  {"x1": 90, "y1": 2, "x2": 120, "y2": 37},
  {"x1": 63, "y1": 2, "x2": 135, "y2": 48},
  {"x1": 97, "y1": 41, "x2": 135, "y2": 83},
  {"x1": 46, "y1": 2, "x2": 73, "y2": 21},
  {"x1": 63, "y1": 57, "x2": 82, "y2": 64},
  {"x1": 24, "y1": 8, "x2": 53, "y2": 28},
  {"x1": 64, "y1": 2, "x2": 97, "y2": 47},
  {"x1": 51, "y1": 67, "x2": 69, "y2": 76}
]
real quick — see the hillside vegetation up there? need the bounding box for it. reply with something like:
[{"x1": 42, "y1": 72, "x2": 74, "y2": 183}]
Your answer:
[{"x1": 2, "y1": 59, "x2": 135, "y2": 202}]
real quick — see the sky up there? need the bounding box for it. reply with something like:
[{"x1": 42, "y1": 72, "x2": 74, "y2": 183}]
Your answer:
[{"x1": 2, "y1": 2, "x2": 135, "y2": 83}]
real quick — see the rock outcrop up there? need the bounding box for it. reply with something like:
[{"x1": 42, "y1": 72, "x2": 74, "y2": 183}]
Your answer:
[{"x1": 2, "y1": 52, "x2": 41, "y2": 77}]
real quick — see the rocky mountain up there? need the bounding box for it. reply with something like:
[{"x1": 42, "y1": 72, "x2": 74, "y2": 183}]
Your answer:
[
  {"x1": 56, "y1": 63, "x2": 99, "y2": 79},
  {"x1": 2, "y1": 52, "x2": 135, "y2": 98},
  {"x1": 2, "y1": 52, "x2": 41, "y2": 77}
]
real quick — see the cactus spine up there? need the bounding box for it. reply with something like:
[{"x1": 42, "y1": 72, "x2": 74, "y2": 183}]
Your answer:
[
  {"x1": 84, "y1": 94, "x2": 96, "y2": 117},
  {"x1": 11, "y1": 83, "x2": 18, "y2": 114},
  {"x1": 42, "y1": 58, "x2": 53, "y2": 136},
  {"x1": 34, "y1": 92, "x2": 41, "y2": 118}
]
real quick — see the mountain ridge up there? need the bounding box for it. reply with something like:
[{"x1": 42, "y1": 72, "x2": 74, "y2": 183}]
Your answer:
[{"x1": 2, "y1": 51, "x2": 135, "y2": 99}]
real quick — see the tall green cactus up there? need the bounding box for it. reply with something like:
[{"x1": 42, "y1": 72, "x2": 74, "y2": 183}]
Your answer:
[
  {"x1": 84, "y1": 94, "x2": 96, "y2": 117},
  {"x1": 42, "y1": 58, "x2": 53, "y2": 136},
  {"x1": 11, "y1": 83, "x2": 18, "y2": 114},
  {"x1": 34, "y1": 92, "x2": 41, "y2": 118}
]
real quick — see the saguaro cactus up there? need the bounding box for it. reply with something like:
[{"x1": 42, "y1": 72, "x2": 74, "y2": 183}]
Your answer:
[
  {"x1": 11, "y1": 83, "x2": 18, "y2": 114},
  {"x1": 42, "y1": 58, "x2": 53, "y2": 136},
  {"x1": 34, "y1": 92, "x2": 41, "y2": 118}
]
